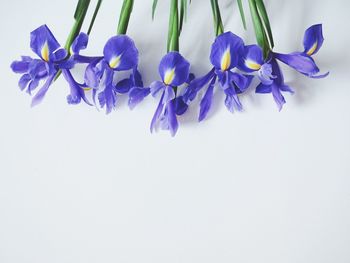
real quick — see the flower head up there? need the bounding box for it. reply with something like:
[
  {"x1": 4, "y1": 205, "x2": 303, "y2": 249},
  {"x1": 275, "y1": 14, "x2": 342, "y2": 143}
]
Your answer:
[
  {"x1": 150, "y1": 52, "x2": 190, "y2": 136},
  {"x1": 183, "y1": 32, "x2": 253, "y2": 121},
  {"x1": 81, "y1": 34, "x2": 147, "y2": 114},
  {"x1": 238, "y1": 24, "x2": 329, "y2": 110},
  {"x1": 11, "y1": 25, "x2": 68, "y2": 106},
  {"x1": 11, "y1": 25, "x2": 95, "y2": 107}
]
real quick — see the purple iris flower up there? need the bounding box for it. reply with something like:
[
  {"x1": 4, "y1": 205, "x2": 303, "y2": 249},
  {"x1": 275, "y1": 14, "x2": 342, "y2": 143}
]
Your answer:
[
  {"x1": 238, "y1": 24, "x2": 329, "y2": 110},
  {"x1": 81, "y1": 35, "x2": 148, "y2": 114},
  {"x1": 182, "y1": 32, "x2": 253, "y2": 121},
  {"x1": 11, "y1": 25, "x2": 69, "y2": 106},
  {"x1": 150, "y1": 52, "x2": 190, "y2": 136}
]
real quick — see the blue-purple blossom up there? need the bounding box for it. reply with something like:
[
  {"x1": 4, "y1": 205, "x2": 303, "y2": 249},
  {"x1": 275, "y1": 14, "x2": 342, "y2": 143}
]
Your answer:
[
  {"x1": 80, "y1": 34, "x2": 148, "y2": 113},
  {"x1": 239, "y1": 24, "x2": 329, "y2": 110},
  {"x1": 150, "y1": 52, "x2": 190, "y2": 136},
  {"x1": 182, "y1": 32, "x2": 253, "y2": 121},
  {"x1": 10, "y1": 25, "x2": 94, "y2": 106},
  {"x1": 11, "y1": 25, "x2": 67, "y2": 106}
]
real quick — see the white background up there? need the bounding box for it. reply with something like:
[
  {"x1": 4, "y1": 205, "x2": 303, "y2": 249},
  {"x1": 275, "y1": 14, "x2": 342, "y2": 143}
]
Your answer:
[{"x1": 0, "y1": 0, "x2": 349, "y2": 262}]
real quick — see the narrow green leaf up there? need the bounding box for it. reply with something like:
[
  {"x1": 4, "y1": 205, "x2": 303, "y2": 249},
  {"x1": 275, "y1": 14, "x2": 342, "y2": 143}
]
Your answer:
[
  {"x1": 248, "y1": 0, "x2": 268, "y2": 56},
  {"x1": 74, "y1": 0, "x2": 90, "y2": 20},
  {"x1": 117, "y1": 0, "x2": 134, "y2": 35},
  {"x1": 152, "y1": 0, "x2": 158, "y2": 20},
  {"x1": 255, "y1": 0, "x2": 274, "y2": 49},
  {"x1": 87, "y1": 0, "x2": 103, "y2": 35},
  {"x1": 210, "y1": 0, "x2": 224, "y2": 36},
  {"x1": 179, "y1": 0, "x2": 187, "y2": 33},
  {"x1": 237, "y1": 0, "x2": 247, "y2": 30}
]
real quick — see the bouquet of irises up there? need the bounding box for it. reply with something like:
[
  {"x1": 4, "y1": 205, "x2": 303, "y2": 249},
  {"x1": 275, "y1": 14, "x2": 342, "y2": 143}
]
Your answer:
[{"x1": 11, "y1": 0, "x2": 328, "y2": 136}]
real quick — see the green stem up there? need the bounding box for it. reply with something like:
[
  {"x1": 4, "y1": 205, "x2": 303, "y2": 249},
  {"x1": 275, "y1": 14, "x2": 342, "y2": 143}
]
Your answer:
[
  {"x1": 168, "y1": 0, "x2": 179, "y2": 52},
  {"x1": 55, "y1": 0, "x2": 91, "y2": 81},
  {"x1": 117, "y1": 0, "x2": 134, "y2": 35},
  {"x1": 64, "y1": 0, "x2": 91, "y2": 53},
  {"x1": 210, "y1": 0, "x2": 224, "y2": 36}
]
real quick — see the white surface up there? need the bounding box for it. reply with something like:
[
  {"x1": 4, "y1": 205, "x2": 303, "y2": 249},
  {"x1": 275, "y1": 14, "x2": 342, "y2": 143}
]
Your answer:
[{"x1": 0, "y1": 0, "x2": 349, "y2": 262}]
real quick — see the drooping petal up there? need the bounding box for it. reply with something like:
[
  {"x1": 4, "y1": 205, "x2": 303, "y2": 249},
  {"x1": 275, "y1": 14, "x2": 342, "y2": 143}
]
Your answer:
[
  {"x1": 150, "y1": 92, "x2": 165, "y2": 133},
  {"x1": 150, "y1": 81, "x2": 166, "y2": 97},
  {"x1": 199, "y1": 75, "x2": 216, "y2": 121},
  {"x1": 114, "y1": 78, "x2": 133, "y2": 94},
  {"x1": 163, "y1": 86, "x2": 176, "y2": 104},
  {"x1": 128, "y1": 87, "x2": 150, "y2": 110},
  {"x1": 274, "y1": 52, "x2": 320, "y2": 77},
  {"x1": 30, "y1": 25, "x2": 62, "y2": 62},
  {"x1": 173, "y1": 96, "x2": 188, "y2": 116},
  {"x1": 71, "y1": 32, "x2": 88, "y2": 54},
  {"x1": 11, "y1": 57, "x2": 33, "y2": 73},
  {"x1": 99, "y1": 84, "x2": 117, "y2": 114},
  {"x1": 28, "y1": 59, "x2": 47, "y2": 79},
  {"x1": 303, "y1": 24, "x2": 324, "y2": 56},
  {"x1": 229, "y1": 72, "x2": 253, "y2": 93},
  {"x1": 182, "y1": 68, "x2": 216, "y2": 103},
  {"x1": 131, "y1": 67, "x2": 144, "y2": 87},
  {"x1": 27, "y1": 78, "x2": 40, "y2": 94},
  {"x1": 158, "y1": 52, "x2": 190, "y2": 86},
  {"x1": 103, "y1": 35, "x2": 138, "y2": 71},
  {"x1": 31, "y1": 73, "x2": 56, "y2": 107},
  {"x1": 84, "y1": 58, "x2": 103, "y2": 88},
  {"x1": 238, "y1": 44, "x2": 264, "y2": 73},
  {"x1": 256, "y1": 82, "x2": 272, "y2": 94},
  {"x1": 18, "y1": 74, "x2": 31, "y2": 90},
  {"x1": 224, "y1": 87, "x2": 243, "y2": 112},
  {"x1": 210, "y1": 32, "x2": 244, "y2": 71},
  {"x1": 271, "y1": 84, "x2": 286, "y2": 112},
  {"x1": 62, "y1": 69, "x2": 92, "y2": 106},
  {"x1": 166, "y1": 100, "x2": 179, "y2": 137}
]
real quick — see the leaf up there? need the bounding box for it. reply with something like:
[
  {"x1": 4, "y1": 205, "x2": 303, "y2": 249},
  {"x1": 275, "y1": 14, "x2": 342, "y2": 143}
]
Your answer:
[
  {"x1": 152, "y1": 0, "x2": 158, "y2": 20},
  {"x1": 179, "y1": 0, "x2": 187, "y2": 33},
  {"x1": 255, "y1": 0, "x2": 274, "y2": 49},
  {"x1": 248, "y1": 0, "x2": 268, "y2": 56},
  {"x1": 87, "y1": 0, "x2": 103, "y2": 35},
  {"x1": 74, "y1": 0, "x2": 91, "y2": 20},
  {"x1": 210, "y1": 0, "x2": 224, "y2": 36},
  {"x1": 237, "y1": 0, "x2": 247, "y2": 30}
]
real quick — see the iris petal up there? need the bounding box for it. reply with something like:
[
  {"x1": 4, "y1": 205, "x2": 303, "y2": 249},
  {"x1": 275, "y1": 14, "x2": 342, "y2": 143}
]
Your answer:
[
  {"x1": 30, "y1": 25, "x2": 62, "y2": 62},
  {"x1": 238, "y1": 45, "x2": 264, "y2": 73},
  {"x1": 103, "y1": 35, "x2": 138, "y2": 71},
  {"x1": 303, "y1": 24, "x2": 324, "y2": 56},
  {"x1": 274, "y1": 52, "x2": 320, "y2": 77},
  {"x1": 210, "y1": 32, "x2": 244, "y2": 70},
  {"x1": 158, "y1": 52, "x2": 190, "y2": 86},
  {"x1": 199, "y1": 76, "x2": 216, "y2": 121}
]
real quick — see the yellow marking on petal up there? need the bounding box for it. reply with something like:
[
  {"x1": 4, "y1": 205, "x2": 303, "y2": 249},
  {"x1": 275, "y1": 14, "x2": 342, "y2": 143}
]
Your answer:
[
  {"x1": 306, "y1": 41, "x2": 318, "y2": 56},
  {"x1": 109, "y1": 55, "x2": 122, "y2": 69},
  {"x1": 164, "y1": 68, "x2": 176, "y2": 85},
  {"x1": 83, "y1": 87, "x2": 92, "y2": 91},
  {"x1": 41, "y1": 42, "x2": 49, "y2": 62},
  {"x1": 221, "y1": 48, "x2": 231, "y2": 71},
  {"x1": 245, "y1": 60, "x2": 261, "y2": 70}
]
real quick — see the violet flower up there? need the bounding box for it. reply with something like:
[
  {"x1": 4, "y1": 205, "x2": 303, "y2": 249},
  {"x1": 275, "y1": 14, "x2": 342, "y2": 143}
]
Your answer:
[
  {"x1": 238, "y1": 24, "x2": 329, "y2": 110},
  {"x1": 11, "y1": 25, "x2": 69, "y2": 106},
  {"x1": 182, "y1": 32, "x2": 253, "y2": 121},
  {"x1": 150, "y1": 52, "x2": 190, "y2": 136},
  {"x1": 82, "y1": 35, "x2": 148, "y2": 114}
]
